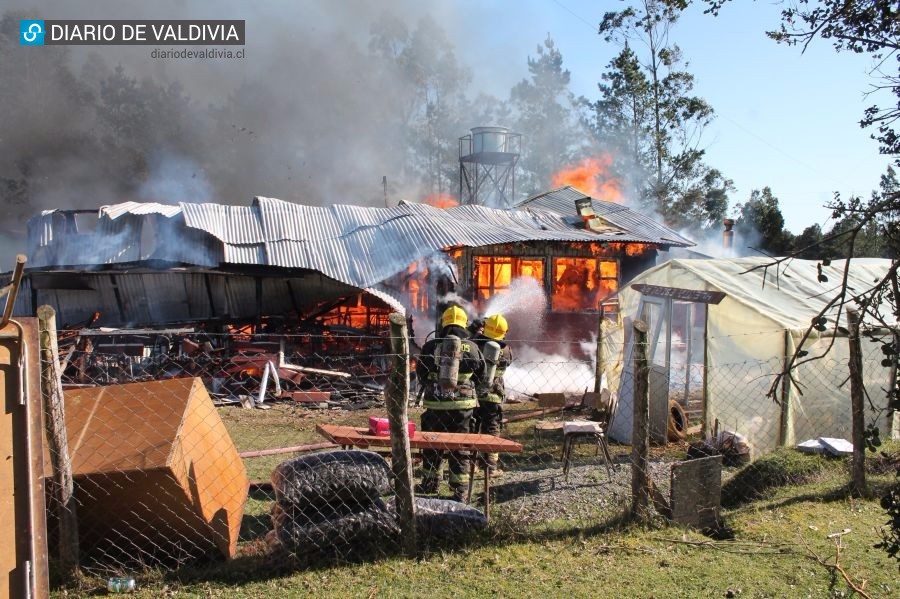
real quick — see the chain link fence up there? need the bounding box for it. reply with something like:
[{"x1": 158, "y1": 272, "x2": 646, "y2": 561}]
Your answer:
[{"x1": 38, "y1": 321, "x2": 895, "y2": 580}]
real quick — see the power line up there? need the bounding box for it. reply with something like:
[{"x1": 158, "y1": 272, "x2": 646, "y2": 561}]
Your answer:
[{"x1": 550, "y1": 0, "x2": 598, "y2": 33}]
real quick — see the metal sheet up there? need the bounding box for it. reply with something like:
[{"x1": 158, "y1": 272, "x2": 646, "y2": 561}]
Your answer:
[
  {"x1": 516, "y1": 185, "x2": 695, "y2": 247},
  {"x1": 26, "y1": 192, "x2": 694, "y2": 296},
  {"x1": 100, "y1": 202, "x2": 182, "y2": 220}
]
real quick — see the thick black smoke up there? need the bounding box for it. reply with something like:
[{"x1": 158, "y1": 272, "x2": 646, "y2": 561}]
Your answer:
[{"x1": 0, "y1": 1, "x2": 595, "y2": 257}]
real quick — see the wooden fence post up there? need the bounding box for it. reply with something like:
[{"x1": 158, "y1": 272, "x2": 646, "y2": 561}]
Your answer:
[
  {"x1": 846, "y1": 308, "x2": 867, "y2": 497},
  {"x1": 593, "y1": 305, "x2": 605, "y2": 394},
  {"x1": 37, "y1": 305, "x2": 79, "y2": 579},
  {"x1": 631, "y1": 319, "x2": 650, "y2": 521},
  {"x1": 384, "y1": 312, "x2": 417, "y2": 555}
]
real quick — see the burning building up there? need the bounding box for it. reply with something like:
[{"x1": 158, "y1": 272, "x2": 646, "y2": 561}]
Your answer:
[{"x1": 16, "y1": 188, "x2": 692, "y2": 341}]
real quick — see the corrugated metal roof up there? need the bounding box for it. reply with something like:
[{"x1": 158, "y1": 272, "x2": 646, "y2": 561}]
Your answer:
[
  {"x1": 180, "y1": 202, "x2": 263, "y2": 244},
  {"x1": 516, "y1": 186, "x2": 695, "y2": 247},
  {"x1": 28, "y1": 193, "x2": 694, "y2": 292},
  {"x1": 100, "y1": 202, "x2": 182, "y2": 220}
]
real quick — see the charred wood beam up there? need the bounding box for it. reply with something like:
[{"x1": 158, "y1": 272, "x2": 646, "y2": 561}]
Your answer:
[
  {"x1": 286, "y1": 279, "x2": 300, "y2": 315},
  {"x1": 204, "y1": 273, "x2": 217, "y2": 318},
  {"x1": 254, "y1": 276, "x2": 262, "y2": 322},
  {"x1": 109, "y1": 274, "x2": 126, "y2": 323},
  {"x1": 77, "y1": 327, "x2": 195, "y2": 336},
  {"x1": 302, "y1": 297, "x2": 349, "y2": 323}
]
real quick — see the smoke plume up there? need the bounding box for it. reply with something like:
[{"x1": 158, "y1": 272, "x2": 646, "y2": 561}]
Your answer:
[{"x1": 0, "y1": 0, "x2": 612, "y2": 259}]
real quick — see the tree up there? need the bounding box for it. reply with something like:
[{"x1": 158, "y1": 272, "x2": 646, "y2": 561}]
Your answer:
[
  {"x1": 667, "y1": 167, "x2": 733, "y2": 230},
  {"x1": 676, "y1": 6, "x2": 899, "y2": 552},
  {"x1": 792, "y1": 223, "x2": 825, "y2": 259},
  {"x1": 589, "y1": 46, "x2": 653, "y2": 202},
  {"x1": 510, "y1": 36, "x2": 589, "y2": 195},
  {"x1": 595, "y1": 1, "x2": 728, "y2": 229},
  {"x1": 691, "y1": 0, "x2": 899, "y2": 166},
  {"x1": 734, "y1": 187, "x2": 795, "y2": 256},
  {"x1": 369, "y1": 15, "x2": 473, "y2": 199}
]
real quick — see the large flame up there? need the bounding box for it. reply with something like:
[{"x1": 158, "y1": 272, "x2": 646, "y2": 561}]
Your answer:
[
  {"x1": 551, "y1": 154, "x2": 623, "y2": 203},
  {"x1": 423, "y1": 193, "x2": 459, "y2": 209}
]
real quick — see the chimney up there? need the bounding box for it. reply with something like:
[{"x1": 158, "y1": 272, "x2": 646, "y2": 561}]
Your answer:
[
  {"x1": 723, "y1": 218, "x2": 735, "y2": 250},
  {"x1": 574, "y1": 198, "x2": 614, "y2": 233}
]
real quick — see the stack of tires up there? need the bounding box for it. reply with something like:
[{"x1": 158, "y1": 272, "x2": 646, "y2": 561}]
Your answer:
[{"x1": 269, "y1": 450, "x2": 400, "y2": 563}]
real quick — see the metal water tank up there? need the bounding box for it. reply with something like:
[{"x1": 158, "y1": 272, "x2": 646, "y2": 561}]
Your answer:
[{"x1": 471, "y1": 126, "x2": 510, "y2": 153}]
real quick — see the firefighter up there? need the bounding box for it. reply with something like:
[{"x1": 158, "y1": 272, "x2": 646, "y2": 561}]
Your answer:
[
  {"x1": 472, "y1": 313, "x2": 512, "y2": 477},
  {"x1": 416, "y1": 305, "x2": 485, "y2": 501}
]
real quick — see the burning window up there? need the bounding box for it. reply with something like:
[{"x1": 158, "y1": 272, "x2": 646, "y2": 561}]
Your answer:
[
  {"x1": 551, "y1": 258, "x2": 618, "y2": 312},
  {"x1": 474, "y1": 256, "x2": 544, "y2": 302}
]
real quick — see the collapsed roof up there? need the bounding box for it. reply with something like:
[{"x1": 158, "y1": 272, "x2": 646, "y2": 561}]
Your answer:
[{"x1": 29, "y1": 188, "x2": 694, "y2": 294}]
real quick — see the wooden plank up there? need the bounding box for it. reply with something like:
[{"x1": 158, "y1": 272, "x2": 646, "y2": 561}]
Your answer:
[
  {"x1": 38, "y1": 304, "x2": 80, "y2": 581},
  {"x1": 316, "y1": 424, "x2": 523, "y2": 454},
  {"x1": 239, "y1": 442, "x2": 337, "y2": 459},
  {"x1": 631, "y1": 319, "x2": 650, "y2": 522},
  {"x1": 670, "y1": 455, "x2": 722, "y2": 529},
  {"x1": 535, "y1": 393, "x2": 567, "y2": 408},
  {"x1": 632, "y1": 284, "x2": 725, "y2": 305},
  {"x1": 1, "y1": 319, "x2": 49, "y2": 599},
  {"x1": 284, "y1": 391, "x2": 331, "y2": 403}
]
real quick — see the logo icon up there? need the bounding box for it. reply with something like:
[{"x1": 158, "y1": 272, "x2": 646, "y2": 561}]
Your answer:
[{"x1": 20, "y1": 20, "x2": 45, "y2": 45}]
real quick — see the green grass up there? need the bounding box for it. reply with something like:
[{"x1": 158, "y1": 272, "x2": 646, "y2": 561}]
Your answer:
[
  {"x1": 63, "y1": 489, "x2": 897, "y2": 598},
  {"x1": 55, "y1": 440, "x2": 900, "y2": 598},
  {"x1": 722, "y1": 448, "x2": 832, "y2": 508}
]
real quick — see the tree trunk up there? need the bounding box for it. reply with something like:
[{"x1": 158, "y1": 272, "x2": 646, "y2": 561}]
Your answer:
[{"x1": 846, "y1": 308, "x2": 867, "y2": 497}]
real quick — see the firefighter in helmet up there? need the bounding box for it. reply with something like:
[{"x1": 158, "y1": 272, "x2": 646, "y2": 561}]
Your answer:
[
  {"x1": 415, "y1": 305, "x2": 485, "y2": 501},
  {"x1": 472, "y1": 313, "x2": 512, "y2": 477}
]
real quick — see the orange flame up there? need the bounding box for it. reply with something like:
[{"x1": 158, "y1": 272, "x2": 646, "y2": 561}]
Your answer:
[
  {"x1": 551, "y1": 154, "x2": 623, "y2": 203},
  {"x1": 423, "y1": 193, "x2": 459, "y2": 209}
]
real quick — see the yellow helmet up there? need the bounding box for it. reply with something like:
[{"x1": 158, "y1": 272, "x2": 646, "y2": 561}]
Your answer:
[
  {"x1": 483, "y1": 314, "x2": 508, "y2": 340},
  {"x1": 441, "y1": 305, "x2": 468, "y2": 329}
]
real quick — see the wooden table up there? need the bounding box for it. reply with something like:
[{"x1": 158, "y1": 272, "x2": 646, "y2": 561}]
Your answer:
[{"x1": 316, "y1": 424, "x2": 523, "y2": 519}]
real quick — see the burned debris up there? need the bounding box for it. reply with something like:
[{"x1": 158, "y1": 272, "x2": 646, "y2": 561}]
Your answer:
[
  {"x1": 16, "y1": 186, "x2": 694, "y2": 409},
  {"x1": 57, "y1": 326, "x2": 391, "y2": 410}
]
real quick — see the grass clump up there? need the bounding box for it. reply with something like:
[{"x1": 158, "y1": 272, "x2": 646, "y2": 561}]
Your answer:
[{"x1": 722, "y1": 448, "x2": 832, "y2": 508}]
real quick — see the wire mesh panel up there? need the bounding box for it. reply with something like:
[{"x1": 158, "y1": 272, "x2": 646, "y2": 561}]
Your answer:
[{"x1": 38, "y1": 326, "x2": 895, "y2": 583}]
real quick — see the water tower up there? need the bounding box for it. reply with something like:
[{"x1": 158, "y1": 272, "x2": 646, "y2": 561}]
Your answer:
[{"x1": 459, "y1": 126, "x2": 521, "y2": 208}]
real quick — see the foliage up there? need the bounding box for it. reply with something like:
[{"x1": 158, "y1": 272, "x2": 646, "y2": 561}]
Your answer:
[
  {"x1": 734, "y1": 187, "x2": 795, "y2": 256},
  {"x1": 510, "y1": 36, "x2": 589, "y2": 196},
  {"x1": 678, "y1": 0, "x2": 900, "y2": 563},
  {"x1": 592, "y1": 1, "x2": 730, "y2": 231},
  {"x1": 793, "y1": 223, "x2": 825, "y2": 259},
  {"x1": 818, "y1": 165, "x2": 900, "y2": 259},
  {"x1": 369, "y1": 15, "x2": 475, "y2": 198},
  {"x1": 877, "y1": 466, "x2": 900, "y2": 563}
]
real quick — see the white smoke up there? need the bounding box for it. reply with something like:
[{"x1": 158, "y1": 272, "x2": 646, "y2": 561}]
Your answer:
[{"x1": 505, "y1": 343, "x2": 594, "y2": 396}]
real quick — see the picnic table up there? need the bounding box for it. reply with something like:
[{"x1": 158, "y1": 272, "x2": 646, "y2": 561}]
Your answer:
[{"x1": 316, "y1": 424, "x2": 523, "y2": 519}]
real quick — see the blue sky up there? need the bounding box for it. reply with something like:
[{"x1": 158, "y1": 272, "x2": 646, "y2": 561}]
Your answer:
[
  {"x1": 12, "y1": 1, "x2": 892, "y2": 234},
  {"x1": 445, "y1": 0, "x2": 894, "y2": 233}
]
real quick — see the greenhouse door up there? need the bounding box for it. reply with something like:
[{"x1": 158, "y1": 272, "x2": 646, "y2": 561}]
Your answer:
[
  {"x1": 611, "y1": 289, "x2": 711, "y2": 445},
  {"x1": 640, "y1": 296, "x2": 672, "y2": 444}
]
